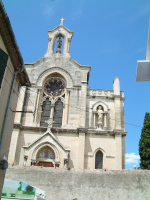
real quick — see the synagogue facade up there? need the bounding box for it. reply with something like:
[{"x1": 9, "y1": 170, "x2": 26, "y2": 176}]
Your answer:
[{"x1": 8, "y1": 20, "x2": 127, "y2": 170}]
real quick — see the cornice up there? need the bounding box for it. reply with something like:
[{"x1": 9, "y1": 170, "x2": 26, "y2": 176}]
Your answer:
[{"x1": 14, "y1": 123, "x2": 127, "y2": 136}]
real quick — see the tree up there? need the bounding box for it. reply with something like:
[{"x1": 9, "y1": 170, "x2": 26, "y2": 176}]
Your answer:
[
  {"x1": 139, "y1": 112, "x2": 150, "y2": 169},
  {"x1": 25, "y1": 185, "x2": 34, "y2": 195}
]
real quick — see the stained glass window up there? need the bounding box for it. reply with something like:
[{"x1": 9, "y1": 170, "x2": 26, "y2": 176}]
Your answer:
[{"x1": 38, "y1": 148, "x2": 55, "y2": 159}]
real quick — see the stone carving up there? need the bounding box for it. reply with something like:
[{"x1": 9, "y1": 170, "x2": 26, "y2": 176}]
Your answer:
[
  {"x1": 23, "y1": 155, "x2": 28, "y2": 166},
  {"x1": 97, "y1": 105, "x2": 104, "y2": 129},
  {"x1": 45, "y1": 118, "x2": 54, "y2": 133},
  {"x1": 56, "y1": 37, "x2": 62, "y2": 54},
  {"x1": 60, "y1": 17, "x2": 65, "y2": 25}
]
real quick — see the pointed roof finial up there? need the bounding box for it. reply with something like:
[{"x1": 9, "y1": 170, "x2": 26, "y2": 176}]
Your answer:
[{"x1": 60, "y1": 17, "x2": 65, "y2": 25}]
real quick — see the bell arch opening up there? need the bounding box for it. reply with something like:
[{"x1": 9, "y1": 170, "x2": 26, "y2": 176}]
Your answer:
[{"x1": 53, "y1": 34, "x2": 64, "y2": 55}]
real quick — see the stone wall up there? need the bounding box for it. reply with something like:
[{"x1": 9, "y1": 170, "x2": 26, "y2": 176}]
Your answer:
[{"x1": 5, "y1": 166, "x2": 150, "y2": 200}]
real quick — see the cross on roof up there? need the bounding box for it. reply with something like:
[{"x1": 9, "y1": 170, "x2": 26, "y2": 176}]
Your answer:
[
  {"x1": 45, "y1": 118, "x2": 54, "y2": 132},
  {"x1": 60, "y1": 17, "x2": 65, "y2": 25}
]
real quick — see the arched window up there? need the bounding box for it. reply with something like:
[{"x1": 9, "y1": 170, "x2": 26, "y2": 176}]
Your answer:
[
  {"x1": 95, "y1": 150, "x2": 103, "y2": 169},
  {"x1": 40, "y1": 76, "x2": 66, "y2": 128},
  {"x1": 38, "y1": 147, "x2": 55, "y2": 159},
  {"x1": 37, "y1": 147, "x2": 55, "y2": 167}
]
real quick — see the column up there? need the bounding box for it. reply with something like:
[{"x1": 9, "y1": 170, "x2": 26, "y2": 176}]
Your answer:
[{"x1": 104, "y1": 112, "x2": 107, "y2": 128}]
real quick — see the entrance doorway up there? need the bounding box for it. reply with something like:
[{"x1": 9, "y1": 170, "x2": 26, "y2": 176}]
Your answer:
[{"x1": 38, "y1": 161, "x2": 54, "y2": 167}]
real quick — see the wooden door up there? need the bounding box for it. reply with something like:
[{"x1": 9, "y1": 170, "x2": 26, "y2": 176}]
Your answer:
[{"x1": 38, "y1": 161, "x2": 54, "y2": 167}]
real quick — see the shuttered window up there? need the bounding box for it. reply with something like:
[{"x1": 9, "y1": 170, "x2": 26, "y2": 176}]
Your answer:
[{"x1": 0, "y1": 48, "x2": 8, "y2": 88}]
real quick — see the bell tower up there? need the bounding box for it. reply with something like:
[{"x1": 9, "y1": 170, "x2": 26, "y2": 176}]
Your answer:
[{"x1": 45, "y1": 18, "x2": 73, "y2": 57}]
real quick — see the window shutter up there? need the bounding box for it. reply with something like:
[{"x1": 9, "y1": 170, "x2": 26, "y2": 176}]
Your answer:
[{"x1": 0, "y1": 48, "x2": 8, "y2": 88}]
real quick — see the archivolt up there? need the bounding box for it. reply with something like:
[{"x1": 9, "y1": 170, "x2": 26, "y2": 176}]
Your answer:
[
  {"x1": 32, "y1": 141, "x2": 60, "y2": 163},
  {"x1": 36, "y1": 67, "x2": 74, "y2": 88}
]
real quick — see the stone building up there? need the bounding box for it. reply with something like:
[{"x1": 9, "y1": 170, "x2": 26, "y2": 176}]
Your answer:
[
  {"x1": 8, "y1": 19, "x2": 127, "y2": 170},
  {"x1": 0, "y1": 1, "x2": 30, "y2": 196}
]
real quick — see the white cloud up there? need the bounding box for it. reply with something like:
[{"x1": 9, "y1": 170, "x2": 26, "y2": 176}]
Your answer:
[{"x1": 125, "y1": 153, "x2": 140, "y2": 164}]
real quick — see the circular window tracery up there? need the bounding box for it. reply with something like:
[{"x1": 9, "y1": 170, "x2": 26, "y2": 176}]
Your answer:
[{"x1": 44, "y1": 77, "x2": 66, "y2": 97}]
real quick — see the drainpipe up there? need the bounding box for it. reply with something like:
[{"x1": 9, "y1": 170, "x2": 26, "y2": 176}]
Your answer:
[{"x1": 0, "y1": 66, "x2": 24, "y2": 168}]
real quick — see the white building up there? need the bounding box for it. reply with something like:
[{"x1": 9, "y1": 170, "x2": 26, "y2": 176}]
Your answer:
[
  {"x1": 0, "y1": 0, "x2": 30, "y2": 196},
  {"x1": 8, "y1": 19, "x2": 127, "y2": 170}
]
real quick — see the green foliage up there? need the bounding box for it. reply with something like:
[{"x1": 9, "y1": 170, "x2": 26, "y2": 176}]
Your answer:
[
  {"x1": 25, "y1": 185, "x2": 34, "y2": 195},
  {"x1": 139, "y1": 112, "x2": 150, "y2": 169}
]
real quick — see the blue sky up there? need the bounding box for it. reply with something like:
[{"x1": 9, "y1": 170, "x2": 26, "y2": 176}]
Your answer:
[{"x1": 3, "y1": 0, "x2": 150, "y2": 169}]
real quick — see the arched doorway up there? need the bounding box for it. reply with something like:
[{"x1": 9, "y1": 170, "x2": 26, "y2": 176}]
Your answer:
[
  {"x1": 37, "y1": 146, "x2": 55, "y2": 167},
  {"x1": 95, "y1": 150, "x2": 103, "y2": 169}
]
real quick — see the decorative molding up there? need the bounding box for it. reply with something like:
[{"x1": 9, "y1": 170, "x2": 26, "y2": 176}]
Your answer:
[{"x1": 36, "y1": 67, "x2": 74, "y2": 88}]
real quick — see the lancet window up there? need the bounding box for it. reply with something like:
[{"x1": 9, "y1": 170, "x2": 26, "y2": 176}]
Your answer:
[{"x1": 95, "y1": 150, "x2": 103, "y2": 169}]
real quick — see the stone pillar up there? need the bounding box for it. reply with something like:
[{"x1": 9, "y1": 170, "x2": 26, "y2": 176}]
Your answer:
[
  {"x1": 78, "y1": 129, "x2": 86, "y2": 169},
  {"x1": 115, "y1": 134, "x2": 122, "y2": 170},
  {"x1": 79, "y1": 82, "x2": 87, "y2": 127},
  {"x1": 8, "y1": 128, "x2": 20, "y2": 165},
  {"x1": 113, "y1": 77, "x2": 122, "y2": 130},
  {"x1": 62, "y1": 89, "x2": 70, "y2": 126},
  {"x1": 104, "y1": 112, "x2": 107, "y2": 128},
  {"x1": 14, "y1": 86, "x2": 26, "y2": 123},
  {"x1": 50, "y1": 105, "x2": 54, "y2": 120},
  {"x1": 34, "y1": 89, "x2": 40, "y2": 124}
]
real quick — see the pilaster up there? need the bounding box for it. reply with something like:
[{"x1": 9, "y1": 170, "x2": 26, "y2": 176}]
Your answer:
[
  {"x1": 79, "y1": 82, "x2": 87, "y2": 127},
  {"x1": 78, "y1": 129, "x2": 86, "y2": 169},
  {"x1": 8, "y1": 128, "x2": 20, "y2": 165},
  {"x1": 14, "y1": 86, "x2": 26, "y2": 123},
  {"x1": 115, "y1": 134, "x2": 122, "y2": 170}
]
